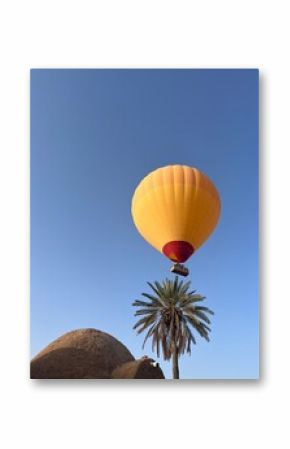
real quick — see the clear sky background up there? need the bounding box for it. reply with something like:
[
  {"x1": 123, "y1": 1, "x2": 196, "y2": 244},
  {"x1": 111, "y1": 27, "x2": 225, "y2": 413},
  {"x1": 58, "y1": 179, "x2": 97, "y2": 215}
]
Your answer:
[{"x1": 31, "y1": 69, "x2": 258, "y2": 379}]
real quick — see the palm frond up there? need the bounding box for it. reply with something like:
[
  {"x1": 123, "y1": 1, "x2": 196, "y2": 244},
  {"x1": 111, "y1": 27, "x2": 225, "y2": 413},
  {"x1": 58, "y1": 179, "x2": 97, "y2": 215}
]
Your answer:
[
  {"x1": 134, "y1": 307, "x2": 161, "y2": 316},
  {"x1": 133, "y1": 313, "x2": 157, "y2": 332},
  {"x1": 188, "y1": 289, "x2": 197, "y2": 295},
  {"x1": 185, "y1": 315, "x2": 211, "y2": 341},
  {"x1": 147, "y1": 281, "x2": 162, "y2": 297},
  {"x1": 179, "y1": 280, "x2": 192, "y2": 295},
  {"x1": 141, "y1": 292, "x2": 159, "y2": 302},
  {"x1": 187, "y1": 294, "x2": 206, "y2": 303},
  {"x1": 142, "y1": 322, "x2": 158, "y2": 349},
  {"x1": 132, "y1": 299, "x2": 155, "y2": 308},
  {"x1": 194, "y1": 305, "x2": 215, "y2": 315},
  {"x1": 193, "y1": 310, "x2": 212, "y2": 324},
  {"x1": 154, "y1": 280, "x2": 166, "y2": 297}
]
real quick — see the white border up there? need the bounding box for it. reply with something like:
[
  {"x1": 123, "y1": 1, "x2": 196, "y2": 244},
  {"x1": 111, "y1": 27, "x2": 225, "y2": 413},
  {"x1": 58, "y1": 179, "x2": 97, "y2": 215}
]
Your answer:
[{"x1": 0, "y1": 1, "x2": 288, "y2": 447}]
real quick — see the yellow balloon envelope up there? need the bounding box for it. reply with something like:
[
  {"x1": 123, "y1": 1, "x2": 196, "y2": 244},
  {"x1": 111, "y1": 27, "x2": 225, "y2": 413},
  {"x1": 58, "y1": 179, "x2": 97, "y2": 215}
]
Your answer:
[{"x1": 131, "y1": 165, "x2": 221, "y2": 263}]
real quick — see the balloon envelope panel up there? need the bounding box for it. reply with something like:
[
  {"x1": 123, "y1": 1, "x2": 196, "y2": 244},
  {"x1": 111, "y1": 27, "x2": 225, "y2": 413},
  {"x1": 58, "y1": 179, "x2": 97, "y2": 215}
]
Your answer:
[{"x1": 131, "y1": 165, "x2": 221, "y2": 262}]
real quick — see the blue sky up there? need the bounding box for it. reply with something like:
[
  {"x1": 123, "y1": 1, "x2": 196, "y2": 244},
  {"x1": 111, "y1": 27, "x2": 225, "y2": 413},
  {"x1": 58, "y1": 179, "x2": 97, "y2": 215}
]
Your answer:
[{"x1": 30, "y1": 69, "x2": 259, "y2": 379}]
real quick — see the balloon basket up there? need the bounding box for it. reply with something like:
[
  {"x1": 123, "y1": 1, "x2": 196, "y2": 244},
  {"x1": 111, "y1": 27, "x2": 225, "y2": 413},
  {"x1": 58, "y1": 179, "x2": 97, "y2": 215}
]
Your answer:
[{"x1": 170, "y1": 263, "x2": 189, "y2": 277}]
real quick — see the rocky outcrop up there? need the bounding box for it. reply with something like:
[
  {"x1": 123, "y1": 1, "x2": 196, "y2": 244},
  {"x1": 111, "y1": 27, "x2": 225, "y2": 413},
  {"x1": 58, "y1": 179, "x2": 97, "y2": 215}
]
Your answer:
[
  {"x1": 111, "y1": 357, "x2": 165, "y2": 379},
  {"x1": 31, "y1": 328, "x2": 165, "y2": 379}
]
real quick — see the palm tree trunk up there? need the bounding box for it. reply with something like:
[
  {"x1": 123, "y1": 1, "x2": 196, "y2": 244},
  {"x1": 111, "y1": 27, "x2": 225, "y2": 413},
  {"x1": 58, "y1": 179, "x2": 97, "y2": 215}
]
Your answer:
[{"x1": 172, "y1": 344, "x2": 179, "y2": 379}]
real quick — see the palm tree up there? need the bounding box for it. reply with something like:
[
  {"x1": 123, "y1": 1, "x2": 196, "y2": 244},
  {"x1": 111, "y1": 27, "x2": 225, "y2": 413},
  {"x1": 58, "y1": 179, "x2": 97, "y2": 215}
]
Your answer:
[{"x1": 132, "y1": 276, "x2": 214, "y2": 379}]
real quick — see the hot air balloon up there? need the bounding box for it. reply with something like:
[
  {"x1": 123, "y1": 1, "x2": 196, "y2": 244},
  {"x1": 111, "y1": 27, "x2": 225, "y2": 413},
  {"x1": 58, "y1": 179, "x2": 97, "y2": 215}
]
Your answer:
[{"x1": 131, "y1": 165, "x2": 221, "y2": 276}]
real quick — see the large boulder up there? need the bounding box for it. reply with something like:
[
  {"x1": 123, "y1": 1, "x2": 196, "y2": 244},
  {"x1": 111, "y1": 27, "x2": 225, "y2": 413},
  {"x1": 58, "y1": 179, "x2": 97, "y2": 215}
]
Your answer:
[
  {"x1": 31, "y1": 328, "x2": 134, "y2": 379},
  {"x1": 111, "y1": 357, "x2": 165, "y2": 379},
  {"x1": 30, "y1": 328, "x2": 165, "y2": 379}
]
